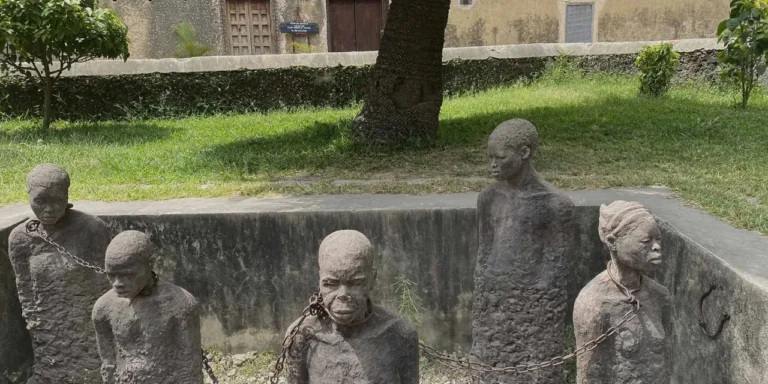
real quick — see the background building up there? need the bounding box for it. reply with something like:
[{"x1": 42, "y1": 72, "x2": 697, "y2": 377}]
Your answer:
[{"x1": 103, "y1": 0, "x2": 729, "y2": 59}]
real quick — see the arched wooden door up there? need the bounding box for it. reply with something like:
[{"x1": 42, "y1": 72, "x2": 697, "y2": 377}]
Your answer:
[{"x1": 328, "y1": 0, "x2": 389, "y2": 52}]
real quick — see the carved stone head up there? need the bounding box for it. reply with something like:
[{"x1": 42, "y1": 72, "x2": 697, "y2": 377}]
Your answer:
[
  {"x1": 105, "y1": 231, "x2": 155, "y2": 299},
  {"x1": 487, "y1": 119, "x2": 540, "y2": 181},
  {"x1": 598, "y1": 201, "x2": 662, "y2": 273},
  {"x1": 26, "y1": 163, "x2": 71, "y2": 225},
  {"x1": 318, "y1": 230, "x2": 377, "y2": 326}
]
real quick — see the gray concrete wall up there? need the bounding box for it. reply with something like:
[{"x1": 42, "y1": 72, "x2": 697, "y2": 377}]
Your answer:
[
  {"x1": 55, "y1": 38, "x2": 721, "y2": 77},
  {"x1": 1, "y1": 188, "x2": 767, "y2": 382}
]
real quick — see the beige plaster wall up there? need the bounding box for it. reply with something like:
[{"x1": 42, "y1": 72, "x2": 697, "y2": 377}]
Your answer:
[
  {"x1": 444, "y1": 0, "x2": 560, "y2": 47},
  {"x1": 597, "y1": 0, "x2": 729, "y2": 42},
  {"x1": 272, "y1": 0, "x2": 329, "y2": 54},
  {"x1": 102, "y1": 0, "x2": 228, "y2": 59}
]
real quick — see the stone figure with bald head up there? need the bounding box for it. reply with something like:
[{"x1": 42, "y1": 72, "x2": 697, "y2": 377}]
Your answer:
[
  {"x1": 284, "y1": 230, "x2": 419, "y2": 384},
  {"x1": 471, "y1": 119, "x2": 577, "y2": 383},
  {"x1": 91, "y1": 230, "x2": 203, "y2": 384},
  {"x1": 8, "y1": 163, "x2": 111, "y2": 383},
  {"x1": 574, "y1": 201, "x2": 672, "y2": 384}
]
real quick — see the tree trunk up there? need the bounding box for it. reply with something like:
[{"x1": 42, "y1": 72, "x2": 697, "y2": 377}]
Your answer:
[
  {"x1": 42, "y1": 75, "x2": 53, "y2": 130},
  {"x1": 352, "y1": 0, "x2": 452, "y2": 144}
]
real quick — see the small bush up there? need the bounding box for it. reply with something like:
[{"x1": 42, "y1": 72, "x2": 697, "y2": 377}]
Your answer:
[
  {"x1": 541, "y1": 52, "x2": 584, "y2": 83},
  {"x1": 174, "y1": 22, "x2": 211, "y2": 58},
  {"x1": 289, "y1": 42, "x2": 316, "y2": 54},
  {"x1": 635, "y1": 42, "x2": 680, "y2": 96},
  {"x1": 717, "y1": 0, "x2": 768, "y2": 108}
]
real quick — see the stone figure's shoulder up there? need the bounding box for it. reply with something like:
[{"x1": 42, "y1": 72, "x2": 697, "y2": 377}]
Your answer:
[
  {"x1": 286, "y1": 314, "x2": 326, "y2": 338},
  {"x1": 68, "y1": 209, "x2": 110, "y2": 235},
  {"x1": 478, "y1": 183, "x2": 503, "y2": 205},
  {"x1": 574, "y1": 272, "x2": 613, "y2": 311},
  {"x1": 643, "y1": 275, "x2": 672, "y2": 302},
  {"x1": 92, "y1": 289, "x2": 119, "y2": 321},
  {"x1": 526, "y1": 188, "x2": 575, "y2": 210},
  {"x1": 373, "y1": 305, "x2": 418, "y2": 340},
  {"x1": 8, "y1": 220, "x2": 34, "y2": 256},
  {"x1": 160, "y1": 282, "x2": 200, "y2": 315}
]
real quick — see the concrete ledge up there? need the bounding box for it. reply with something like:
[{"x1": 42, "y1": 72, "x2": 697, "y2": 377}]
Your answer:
[{"x1": 54, "y1": 39, "x2": 721, "y2": 77}]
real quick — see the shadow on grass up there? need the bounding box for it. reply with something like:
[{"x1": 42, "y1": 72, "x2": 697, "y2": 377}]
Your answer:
[
  {"x1": 0, "y1": 121, "x2": 175, "y2": 145},
  {"x1": 195, "y1": 89, "x2": 768, "y2": 179},
  {"x1": 196, "y1": 119, "x2": 445, "y2": 177}
]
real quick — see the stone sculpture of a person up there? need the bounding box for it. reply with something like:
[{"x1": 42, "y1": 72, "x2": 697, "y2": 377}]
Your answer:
[
  {"x1": 92, "y1": 230, "x2": 203, "y2": 384},
  {"x1": 8, "y1": 163, "x2": 111, "y2": 383},
  {"x1": 573, "y1": 201, "x2": 672, "y2": 384},
  {"x1": 471, "y1": 119, "x2": 576, "y2": 384},
  {"x1": 284, "y1": 230, "x2": 419, "y2": 384}
]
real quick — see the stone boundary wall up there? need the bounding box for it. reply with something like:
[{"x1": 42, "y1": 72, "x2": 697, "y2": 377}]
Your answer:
[
  {"x1": 57, "y1": 38, "x2": 720, "y2": 77},
  {"x1": 1, "y1": 188, "x2": 766, "y2": 383},
  {"x1": 0, "y1": 39, "x2": 723, "y2": 122}
]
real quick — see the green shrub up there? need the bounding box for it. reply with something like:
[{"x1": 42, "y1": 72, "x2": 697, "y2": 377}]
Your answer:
[
  {"x1": 541, "y1": 51, "x2": 584, "y2": 83},
  {"x1": 0, "y1": 0, "x2": 129, "y2": 129},
  {"x1": 174, "y1": 22, "x2": 211, "y2": 58},
  {"x1": 717, "y1": 0, "x2": 768, "y2": 107},
  {"x1": 289, "y1": 42, "x2": 316, "y2": 54},
  {"x1": 635, "y1": 42, "x2": 680, "y2": 96}
]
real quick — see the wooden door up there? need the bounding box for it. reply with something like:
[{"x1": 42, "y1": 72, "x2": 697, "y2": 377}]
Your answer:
[
  {"x1": 228, "y1": 0, "x2": 272, "y2": 55},
  {"x1": 328, "y1": 0, "x2": 388, "y2": 52}
]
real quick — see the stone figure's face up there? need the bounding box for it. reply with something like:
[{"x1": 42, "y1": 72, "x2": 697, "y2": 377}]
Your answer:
[
  {"x1": 319, "y1": 252, "x2": 374, "y2": 326},
  {"x1": 613, "y1": 216, "x2": 662, "y2": 273},
  {"x1": 28, "y1": 185, "x2": 68, "y2": 225},
  {"x1": 488, "y1": 138, "x2": 530, "y2": 181},
  {"x1": 105, "y1": 257, "x2": 152, "y2": 299}
]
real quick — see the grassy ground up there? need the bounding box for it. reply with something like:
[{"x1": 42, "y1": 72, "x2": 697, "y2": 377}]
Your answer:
[{"x1": 2, "y1": 71, "x2": 768, "y2": 234}]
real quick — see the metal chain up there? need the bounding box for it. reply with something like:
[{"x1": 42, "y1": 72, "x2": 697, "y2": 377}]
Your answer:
[
  {"x1": 270, "y1": 293, "x2": 328, "y2": 384},
  {"x1": 25, "y1": 219, "x2": 106, "y2": 274},
  {"x1": 202, "y1": 348, "x2": 219, "y2": 384},
  {"x1": 420, "y1": 263, "x2": 642, "y2": 375},
  {"x1": 25, "y1": 219, "x2": 219, "y2": 381}
]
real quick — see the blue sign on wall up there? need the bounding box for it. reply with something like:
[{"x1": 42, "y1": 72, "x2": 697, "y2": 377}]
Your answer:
[{"x1": 279, "y1": 22, "x2": 320, "y2": 34}]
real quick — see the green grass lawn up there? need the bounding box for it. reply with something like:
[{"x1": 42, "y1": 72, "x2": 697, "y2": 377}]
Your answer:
[{"x1": 2, "y1": 73, "x2": 768, "y2": 235}]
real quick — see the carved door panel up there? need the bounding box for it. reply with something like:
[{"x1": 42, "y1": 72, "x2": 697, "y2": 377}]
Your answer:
[{"x1": 228, "y1": 0, "x2": 272, "y2": 55}]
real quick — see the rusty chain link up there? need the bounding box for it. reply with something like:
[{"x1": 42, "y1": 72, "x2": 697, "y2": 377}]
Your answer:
[
  {"x1": 202, "y1": 348, "x2": 219, "y2": 384},
  {"x1": 25, "y1": 219, "x2": 218, "y2": 382},
  {"x1": 420, "y1": 262, "x2": 642, "y2": 375},
  {"x1": 26, "y1": 219, "x2": 106, "y2": 274},
  {"x1": 270, "y1": 293, "x2": 328, "y2": 384}
]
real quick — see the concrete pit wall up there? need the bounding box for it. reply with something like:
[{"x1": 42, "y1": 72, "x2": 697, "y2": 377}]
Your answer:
[{"x1": 1, "y1": 189, "x2": 767, "y2": 383}]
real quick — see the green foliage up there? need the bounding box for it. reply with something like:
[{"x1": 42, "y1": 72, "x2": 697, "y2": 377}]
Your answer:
[
  {"x1": 635, "y1": 42, "x2": 680, "y2": 96},
  {"x1": 0, "y1": 0, "x2": 129, "y2": 128},
  {"x1": 173, "y1": 22, "x2": 211, "y2": 58},
  {"x1": 717, "y1": 0, "x2": 768, "y2": 107},
  {"x1": 0, "y1": 51, "x2": 716, "y2": 121},
  {"x1": 289, "y1": 41, "x2": 316, "y2": 54},
  {"x1": 541, "y1": 52, "x2": 584, "y2": 83},
  {"x1": 393, "y1": 275, "x2": 424, "y2": 326}
]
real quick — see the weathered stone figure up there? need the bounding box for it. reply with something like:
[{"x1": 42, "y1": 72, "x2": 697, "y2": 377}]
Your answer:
[
  {"x1": 92, "y1": 230, "x2": 202, "y2": 384},
  {"x1": 471, "y1": 119, "x2": 576, "y2": 384},
  {"x1": 573, "y1": 201, "x2": 672, "y2": 384},
  {"x1": 8, "y1": 163, "x2": 111, "y2": 383},
  {"x1": 285, "y1": 230, "x2": 419, "y2": 384}
]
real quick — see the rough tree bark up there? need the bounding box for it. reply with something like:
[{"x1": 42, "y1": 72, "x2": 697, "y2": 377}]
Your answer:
[{"x1": 352, "y1": 0, "x2": 452, "y2": 144}]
